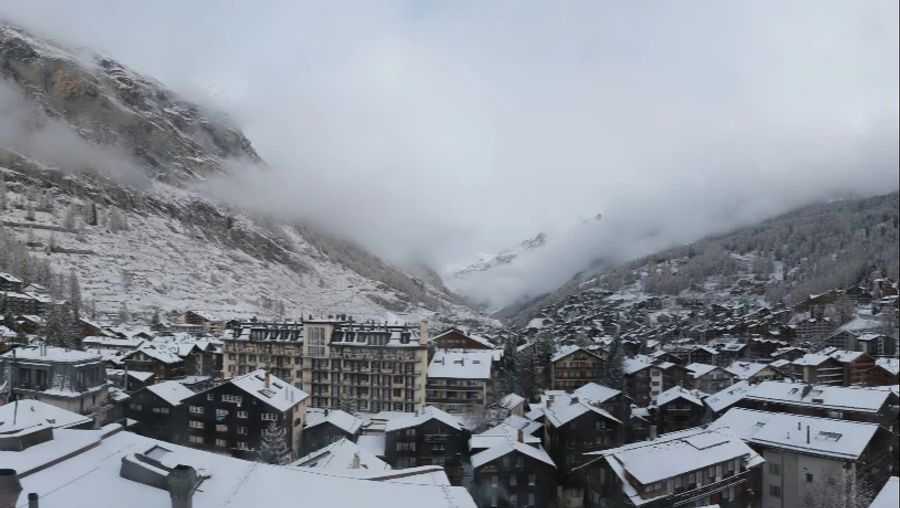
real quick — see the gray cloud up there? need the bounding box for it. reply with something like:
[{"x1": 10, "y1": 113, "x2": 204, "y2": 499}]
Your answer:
[{"x1": 1, "y1": 0, "x2": 897, "y2": 308}]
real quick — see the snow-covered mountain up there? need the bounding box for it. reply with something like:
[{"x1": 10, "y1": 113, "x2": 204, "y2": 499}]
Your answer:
[{"x1": 0, "y1": 23, "x2": 489, "y2": 325}]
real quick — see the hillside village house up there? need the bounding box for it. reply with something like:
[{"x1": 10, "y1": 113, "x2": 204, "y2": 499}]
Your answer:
[
  {"x1": 792, "y1": 353, "x2": 845, "y2": 386},
  {"x1": 575, "y1": 427, "x2": 764, "y2": 508},
  {"x1": 550, "y1": 345, "x2": 604, "y2": 391},
  {"x1": 653, "y1": 386, "x2": 706, "y2": 434},
  {"x1": 180, "y1": 369, "x2": 308, "y2": 460},
  {"x1": 0, "y1": 345, "x2": 108, "y2": 415},
  {"x1": 711, "y1": 408, "x2": 895, "y2": 508},
  {"x1": 685, "y1": 362, "x2": 737, "y2": 394},
  {"x1": 543, "y1": 395, "x2": 625, "y2": 473},
  {"x1": 470, "y1": 430, "x2": 558, "y2": 508},
  {"x1": 126, "y1": 380, "x2": 195, "y2": 442},
  {"x1": 384, "y1": 406, "x2": 470, "y2": 482},
  {"x1": 431, "y1": 328, "x2": 496, "y2": 349},
  {"x1": 300, "y1": 408, "x2": 363, "y2": 455}
]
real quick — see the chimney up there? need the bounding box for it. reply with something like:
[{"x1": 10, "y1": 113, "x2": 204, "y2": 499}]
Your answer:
[
  {"x1": 419, "y1": 321, "x2": 429, "y2": 345},
  {"x1": 0, "y1": 469, "x2": 22, "y2": 508},
  {"x1": 570, "y1": 396, "x2": 579, "y2": 406},
  {"x1": 27, "y1": 493, "x2": 38, "y2": 508},
  {"x1": 351, "y1": 452, "x2": 361, "y2": 469},
  {"x1": 547, "y1": 396, "x2": 554, "y2": 408},
  {"x1": 166, "y1": 465, "x2": 199, "y2": 508},
  {"x1": 264, "y1": 372, "x2": 270, "y2": 389},
  {"x1": 797, "y1": 421, "x2": 801, "y2": 430},
  {"x1": 649, "y1": 425, "x2": 658, "y2": 440},
  {"x1": 517, "y1": 429, "x2": 524, "y2": 443},
  {"x1": 806, "y1": 425, "x2": 810, "y2": 444}
]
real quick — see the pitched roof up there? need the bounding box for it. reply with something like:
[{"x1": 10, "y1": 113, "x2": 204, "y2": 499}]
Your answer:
[
  {"x1": 227, "y1": 369, "x2": 309, "y2": 412},
  {"x1": 427, "y1": 349, "x2": 494, "y2": 380},
  {"x1": 655, "y1": 386, "x2": 704, "y2": 408},
  {"x1": 290, "y1": 438, "x2": 390, "y2": 471},
  {"x1": 709, "y1": 408, "x2": 881, "y2": 461},
  {"x1": 144, "y1": 381, "x2": 195, "y2": 407},
  {"x1": 499, "y1": 393, "x2": 526, "y2": 410},
  {"x1": 724, "y1": 362, "x2": 773, "y2": 380},
  {"x1": 306, "y1": 409, "x2": 363, "y2": 435},
  {"x1": 870, "y1": 477, "x2": 899, "y2": 508},
  {"x1": 745, "y1": 381, "x2": 892, "y2": 413},
  {"x1": 2, "y1": 345, "x2": 100, "y2": 363},
  {"x1": 573, "y1": 382, "x2": 623, "y2": 404},
  {"x1": 385, "y1": 406, "x2": 466, "y2": 433},
  {"x1": 0, "y1": 399, "x2": 92, "y2": 434},
  {"x1": 544, "y1": 399, "x2": 621, "y2": 428},
  {"x1": 704, "y1": 381, "x2": 752, "y2": 413},
  {"x1": 470, "y1": 437, "x2": 555, "y2": 469}
]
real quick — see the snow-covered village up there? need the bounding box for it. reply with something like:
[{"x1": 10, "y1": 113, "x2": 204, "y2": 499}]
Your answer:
[{"x1": 1, "y1": 2, "x2": 899, "y2": 508}]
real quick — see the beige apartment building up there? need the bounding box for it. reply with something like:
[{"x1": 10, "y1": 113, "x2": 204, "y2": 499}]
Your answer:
[{"x1": 222, "y1": 317, "x2": 429, "y2": 412}]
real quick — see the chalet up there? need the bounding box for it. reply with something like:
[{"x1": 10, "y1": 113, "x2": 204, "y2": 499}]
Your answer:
[
  {"x1": 127, "y1": 380, "x2": 194, "y2": 442},
  {"x1": 711, "y1": 408, "x2": 894, "y2": 508},
  {"x1": 685, "y1": 362, "x2": 737, "y2": 394},
  {"x1": 828, "y1": 349, "x2": 876, "y2": 386},
  {"x1": 791, "y1": 353, "x2": 845, "y2": 386},
  {"x1": 174, "y1": 310, "x2": 226, "y2": 335},
  {"x1": 300, "y1": 408, "x2": 363, "y2": 455},
  {"x1": 0, "y1": 272, "x2": 23, "y2": 292},
  {"x1": 869, "y1": 358, "x2": 899, "y2": 386},
  {"x1": 426, "y1": 349, "x2": 497, "y2": 415},
  {"x1": 575, "y1": 427, "x2": 764, "y2": 508},
  {"x1": 769, "y1": 346, "x2": 807, "y2": 362},
  {"x1": 498, "y1": 393, "x2": 527, "y2": 417},
  {"x1": 823, "y1": 330, "x2": 860, "y2": 351},
  {"x1": 384, "y1": 406, "x2": 470, "y2": 483},
  {"x1": 543, "y1": 396, "x2": 624, "y2": 473},
  {"x1": 624, "y1": 357, "x2": 654, "y2": 406},
  {"x1": 572, "y1": 382, "x2": 633, "y2": 424},
  {"x1": 652, "y1": 386, "x2": 705, "y2": 434},
  {"x1": 122, "y1": 342, "x2": 184, "y2": 380},
  {"x1": 470, "y1": 418, "x2": 544, "y2": 453},
  {"x1": 647, "y1": 361, "x2": 691, "y2": 402},
  {"x1": 688, "y1": 346, "x2": 719, "y2": 366},
  {"x1": 470, "y1": 432, "x2": 557, "y2": 508},
  {"x1": 724, "y1": 361, "x2": 783, "y2": 384},
  {"x1": 0, "y1": 345, "x2": 108, "y2": 415},
  {"x1": 431, "y1": 328, "x2": 496, "y2": 350},
  {"x1": 857, "y1": 333, "x2": 897, "y2": 356},
  {"x1": 180, "y1": 369, "x2": 308, "y2": 461},
  {"x1": 549, "y1": 345, "x2": 603, "y2": 391}
]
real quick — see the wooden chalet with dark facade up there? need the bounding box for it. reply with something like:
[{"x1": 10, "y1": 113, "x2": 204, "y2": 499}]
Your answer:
[
  {"x1": 431, "y1": 328, "x2": 495, "y2": 350},
  {"x1": 550, "y1": 345, "x2": 603, "y2": 392},
  {"x1": 126, "y1": 380, "x2": 195, "y2": 442},
  {"x1": 543, "y1": 396, "x2": 624, "y2": 473},
  {"x1": 471, "y1": 433, "x2": 558, "y2": 508},
  {"x1": 300, "y1": 408, "x2": 363, "y2": 455},
  {"x1": 180, "y1": 369, "x2": 308, "y2": 461},
  {"x1": 652, "y1": 386, "x2": 706, "y2": 434},
  {"x1": 384, "y1": 406, "x2": 470, "y2": 483}
]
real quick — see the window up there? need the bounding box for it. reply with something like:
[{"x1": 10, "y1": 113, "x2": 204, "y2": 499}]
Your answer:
[
  {"x1": 238, "y1": 426, "x2": 247, "y2": 435},
  {"x1": 237, "y1": 411, "x2": 248, "y2": 419},
  {"x1": 236, "y1": 442, "x2": 249, "y2": 450},
  {"x1": 189, "y1": 435, "x2": 203, "y2": 444},
  {"x1": 152, "y1": 407, "x2": 170, "y2": 415},
  {"x1": 261, "y1": 413, "x2": 278, "y2": 421},
  {"x1": 769, "y1": 463, "x2": 781, "y2": 475},
  {"x1": 207, "y1": 394, "x2": 214, "y2": 401},
  {"x1": 216, "y1": 409, "x2": 229, "y2": 418},
  {"x1": 189, "y1": 406, "x2": 204, "y2": 415},
  {"x1": 215, "y1": 439, "x2": 228, "y2": 448},
  {"x1": 510, "y1": 475, "x2": 517, "y2": 487},
  {"x1": 806, "y1": 473, "x2": 814, "y2": 483},
  {"x1": 216, "y1": 424, "x2": 228, "y2": 432},
  {"x1": 189, "y1": 420, "x2": 204, "y2": 429},
  {"x1": 491, "y1": 475, "x2": 498, "y2": 487},
  {"x1": 528, "y1": 474, "x2": 536, "y2": 486},
  {"x1": 527, "y1": 493, "x2": 535, "y2": 506},
  {"x1": 308, "y1": 327, "x2": 326, "y2": 358},
  {"x1": 769, "y1": 485, "x2": 781, "y2": 498},
  {"x1": 222, "y1": 394, "x2": 243, "y2": 404},
  {"x1": 129, "y1": 403, "x2": 142, "y2": 411}
]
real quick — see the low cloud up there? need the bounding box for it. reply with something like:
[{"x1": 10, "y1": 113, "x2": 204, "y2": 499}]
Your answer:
[{"x1": 1, "y1": 1, "x2": 898, "y2": 308}]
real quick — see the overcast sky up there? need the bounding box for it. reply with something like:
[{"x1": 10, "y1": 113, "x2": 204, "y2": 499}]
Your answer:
[{"x1": 2, "y1": 1, "x2": 898, "y2": 307}]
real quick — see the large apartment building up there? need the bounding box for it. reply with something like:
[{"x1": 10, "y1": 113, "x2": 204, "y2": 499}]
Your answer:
[{"x1": 222, "y1": 317, "x2": 429, "y2": 413}]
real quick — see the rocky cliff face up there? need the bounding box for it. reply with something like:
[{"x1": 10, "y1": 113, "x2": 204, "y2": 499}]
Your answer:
[
  {"x1": 0, "y1": 23, "x2": 488, "y2": 325},
  {"x1": 0, "y1": 24, "x2": 258, "y2": 183}
]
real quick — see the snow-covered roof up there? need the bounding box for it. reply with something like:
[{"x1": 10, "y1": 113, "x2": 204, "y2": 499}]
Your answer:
[
  {"x1": 144, "y1": 380, "x2": 195, "y2": 406},
  {"x1": 544, "y1": 399, "x2": 621, "y2": 428},
  {"x1": 227, "y1": 369, "x2": 309, "y2": 412},
  {"x1": 499, "y1": 393, "x2": 526, "y2": 410},
  {"x1": 471, "y1": 421, "x2": 542, "y2": 450},
  {"x1": 357, "y1": 434, "x2": 386, "y2": 457},
  {"x1": 306, "y1": 408, "x2": 363, "y2": 435},
  {"x1": 129, "y1": 342, "x2": 182, "y2": 364},
  {"x1": 745, "y1": 381, "x2": 893, "y2": 413},
  {"x1": 430, "y1": 328, "x2": 496, "y2": 349},
  {"x1": 870, "y1": 477, "x2": 899, "y2": 508},
  {"x1": 573, "y1": 382, "x2": 623, "y2": 404},
  {"x1": 470, "y1": 436, "x2": 555, "y2": 469},
  {"x1": 624, "y1": 355, "x2": 654, "y2": 374},
  {"x1": 875, "y1": 358, "x2": 900, "y2": 376},
  {"x1": 385, "y1": 406, "x2": 466, "y2": 433},
  {"x1": 792, "y1": 353, "x2": 836, "y2": 367},
  {"x1": 827, "y1": 349, "x2": 868, "y2": 363},
  {"x1": 709, "y1": 408, "x2": 880, "y2": 461},
  {"x1": 685, "y1": 362, "x2": 720, "y2": 379},
  {"x1": 81, "y1": 336, "x2": 145, "y2": 349},
  {"x1": 290, "y1": 438, "x2": 391, "y2": 471},
  {"x1": 0, "y1": 399, "x2": 92, "y2": 434},
  {"x1": 0, "y1": 271, "x2": 23, "y2": 283},
  {"x1": 2, "y1": 345, "x2": 101, "y2": 363},
  {"x1": 583, "y1": 428, "x2": 762, "y2": 497},
  {"x1": 2, "y1": 425, "x2": 476, "y2": 507},
  {"x1": 704, "y1": 381, "x2": 752, "y2": 413},
  {"x1": 724, "y1": 362, "x2": 773, "y2": 380},
  {"x1": 427, "y1": 349, "x2": 494, "y2": 380},
  {"x1": 655, "y1": 386, "x2": 704, "y2": 408}
]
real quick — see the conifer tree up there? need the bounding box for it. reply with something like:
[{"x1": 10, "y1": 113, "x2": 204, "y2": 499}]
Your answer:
[
  {"x1": 601, "y1": 336, "x2": 626, "y2": 391},
  {"x1": 257, "y1": 420, "x2": 290, "y2": 464}
]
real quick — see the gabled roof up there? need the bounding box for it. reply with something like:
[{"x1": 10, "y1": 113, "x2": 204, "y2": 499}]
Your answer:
[
  {"x1": 704, "y1": 381, "x2": 752, "y2": 413},
  {"x1": 551, "y1": 344, "x2": 599, "y2": 363},
  {"x1": 290, "y1": 438, "x2": 390, "y2": 471},
  {"x1": 709, "y1": 408, "x2": 881, "y2": 461},
  {"x1": 427, "y1": 349, "x2": 494, "y2": 380},
  {"x1": 499, "y1": 393, "x2": 526, "y2": 410},
  {"x1": 306, "y1": 409, "x2": 363, "y2": 435},
  {"x1": 385, "y1": 406, "x2": 466, "y2": 433},
  {"x1": 875, "y1": 358, "x2": 900, "y2": 376},
  {"x1": 544, "y1": 399, "x2": 621, "y2": 428},
  {"x1": 685, "y1": 362, "x2": 722, "y2": 379},
  {"x1": 144, "y1": 381, "x2": 195, "y2": 407},
  {"x1": 2, "y1": 345, "x2": 100, "y2": 363},
  {"x1": 0, "y1": 399, "x2": 92, "y2": 434},
  {"x1": 470, "y1": 437, "x2": 555, "y2": 469},
  {"x1": 724, "y1": 362, "x2": 774, "y2": 380},
  {"x1": 430, "y1": 328, "x2": 496, "y2": 349},
  {"x1": 792, "y1": 353, "x2": 838, "y2": 367},
  {"x1": 573, "y1": 382, "x2": 623, "y2": 404},
  {"x1": 655, "y1": 386, "x2": 704, "y2": 408},
  {"x1": 870, "y1": 477, "x2": 899, "y2": 508},
  {"x1": 227, "y1": 369, "x2": 309, "y2": 412},
  {"x1": 745, "y1": 381, "x2": 893, "y2": 413}
]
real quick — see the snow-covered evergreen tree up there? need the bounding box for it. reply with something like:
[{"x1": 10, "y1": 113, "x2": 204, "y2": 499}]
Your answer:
[
  {"x1": 257, "y1": 420, "x2": 290, "y2": 464},
  {"x1": 68, "y1": 268, "x2": 82, "y2": 319},
  {"x1": 601, "y1": 336, "x2": 626, "y2": 391}
]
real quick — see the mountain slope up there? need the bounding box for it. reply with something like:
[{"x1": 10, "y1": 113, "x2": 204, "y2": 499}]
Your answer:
[
  {"x1": 0, "y1": 23, "x2": 486, "y2": 325},
  {"x1": 507, "y1": 192, "x2": 900, "y2": 325}
]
